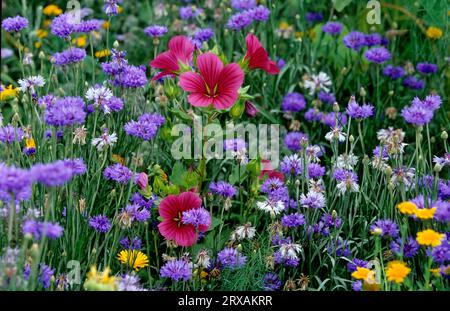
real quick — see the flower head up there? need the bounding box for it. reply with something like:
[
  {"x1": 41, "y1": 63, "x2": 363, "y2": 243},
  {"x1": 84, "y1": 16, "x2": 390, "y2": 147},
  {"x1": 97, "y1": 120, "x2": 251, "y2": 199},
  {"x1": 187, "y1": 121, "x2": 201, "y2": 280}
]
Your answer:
[
  {"x1": 2, "y1": 15, "x2": 28, "y2": 32},
  {"x1": 416, "y1": 229, "x2": 444, "y2": 247},
  {"x1": 386, "y1": 261, "x2": 411, "y2": 284},
  {"x1": 244, "y1": 34, "x2": 279, "y2": 74},
  {"x1": 160, "y1": 259, "x2": 192, "y2": 281},
  {"x1": 117, "y1": 249, "x2": 149, "y2": 271}
]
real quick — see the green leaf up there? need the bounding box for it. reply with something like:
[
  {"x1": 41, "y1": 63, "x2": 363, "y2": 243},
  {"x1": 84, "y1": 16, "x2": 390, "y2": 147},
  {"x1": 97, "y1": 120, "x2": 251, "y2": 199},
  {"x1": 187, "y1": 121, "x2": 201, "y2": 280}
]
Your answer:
[{"x1": 332, "y1": 0, "x2": 352, "y2": 12}]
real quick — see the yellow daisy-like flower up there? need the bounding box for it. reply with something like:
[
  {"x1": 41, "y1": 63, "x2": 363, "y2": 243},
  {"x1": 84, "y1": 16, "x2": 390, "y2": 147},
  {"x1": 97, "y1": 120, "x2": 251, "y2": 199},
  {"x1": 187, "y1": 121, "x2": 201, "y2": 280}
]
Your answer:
[
  {"x1": 416, "y1": 229, "x2": 444, "y2": 247},
  {"x1": 95, "y1": 49, "x2": 111, "y2": 58},
  {"x1": 414, "y1": 207, "x2": 436, "y2": 220},
  {"x1": 34, "y1": 41, "x2": 42, "y2": 49},
  {"x1": 397, "y1": 201, "x2": 417, "y2": 215},
  {"x1": 36, "y1": 29, "x2": 49, "y2": 39},
  {"x1": 102, "y1": 21, "x2": 110, "y2": 29},
  {"x1": 43, "y1": 4, "x2": 62, "y2": 16},
  {"x1": 83, "y1": 266, "x2": 117, "y2": 291},
  {"x1": 72, "y1": 35, "x2": 87, "y2": 47},
  {"x1": 279, "y1": 21, "x2": 290, "y2": 30},
  {"x1": 430, "y1": 268, "x2": 441, "y2": 277},
  {"x1": 1, "y1": 85, "x2": 20, "y2": 101},
  {"x1": 385, "y1": 261, "x2": 411, "y2": 284},
  {"x1": 351, "y1": 267, "x2": 372, "y2": 280},
  {"x1": 25, "y1": 137, "x2": 36, "y2": 149},
  {"x1": 117, "y1": 249, "x2": 149, "y2": 271},
  {"x1": 426, "y1": 27, "x2": 443, "y2": 40}
]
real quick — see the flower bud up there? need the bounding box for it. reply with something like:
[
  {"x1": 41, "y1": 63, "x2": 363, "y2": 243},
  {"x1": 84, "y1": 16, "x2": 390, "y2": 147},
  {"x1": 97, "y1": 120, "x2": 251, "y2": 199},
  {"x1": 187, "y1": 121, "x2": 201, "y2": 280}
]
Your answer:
[
  {"x1": 441, "y1": 131, "x2": 448, "y2": 140},
  {"x1": 244, "y1": 101, "x2": 258, "y2": 118}
]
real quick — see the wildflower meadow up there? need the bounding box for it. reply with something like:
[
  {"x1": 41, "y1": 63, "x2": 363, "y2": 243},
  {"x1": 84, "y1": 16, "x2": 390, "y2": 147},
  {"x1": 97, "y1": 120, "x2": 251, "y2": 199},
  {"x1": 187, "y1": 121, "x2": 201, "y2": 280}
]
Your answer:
[{"x1": 0, "y1": 0, "x2": 449, "y2": 293}]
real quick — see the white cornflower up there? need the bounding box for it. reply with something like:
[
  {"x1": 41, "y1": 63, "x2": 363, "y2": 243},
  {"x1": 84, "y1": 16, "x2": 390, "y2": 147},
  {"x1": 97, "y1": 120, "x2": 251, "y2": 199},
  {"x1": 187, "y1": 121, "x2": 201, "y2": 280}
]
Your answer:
[
  {"x1": 195, "y1": 249, "x2": 211, "y2": 269},
  {"x1": 303, "y1": 72, "x2": 332, "y2": 95},
  {"x1": 336, "y1": 176, "x2": 359, "y2": 195},
  {"x1": 325, "y1": 126, "x2": 346, "y2": 142},
  {"x1": 279, "y1": 242, "x2": 302, "y2": 260},
  {"x1": 390, "y1": 166, "x2": 415, "y2": 190},
  {"x1": 256, "y1": 199, "x2": 285, "y2": 217},
  {"x1": 230, "y1": 223, "x2": 256, "y2": 242},
  {"x1": 299, "y1": 191, "x2": 326, "y2": 209},
  {"x1": 91, "y1": 130, "x2": 118, "y2": 151},
  {"x1": 85, "y1": 85, "x2": 113, "y2": 113},
  {"x1": 335, "y1": 153, "x2": 358, "y2": 170},
  {"x1": 18, "y1": 75, "x2": 45, "y2": 93},
  {"x1": 305, "y1": 145, "x2": 322, "y2": 163},
  {"x1": 73, "y1": 126, "x2": 88, "y2": 145}
]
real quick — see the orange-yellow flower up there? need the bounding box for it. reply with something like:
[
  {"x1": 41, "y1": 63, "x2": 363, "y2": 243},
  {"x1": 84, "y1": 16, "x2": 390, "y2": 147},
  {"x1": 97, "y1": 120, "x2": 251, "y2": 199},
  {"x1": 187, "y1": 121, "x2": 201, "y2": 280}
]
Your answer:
[
  {"x1": 117, "y1": 250, "x2": 149, "y2": 271},
  {"x1": 385, "y1": 261, "x2": 411, "y2": 284},
  {"x1": 95, "y1": 49, "x2": 111, "y2": 58},
  {"x1": 351, "y1": 267, "x2": 372, "y2": 280},
  {"x1": 43, "y1": 4, "x2": 62, "y2": 16},
  {"x1": 414, "y1": 207, "x2": 436, "y2": 220},
  {"x1": 426, "y1": 27, "x2": 443, "y2": 40},
  {"x1": 416, "y1": 229, "x2": 444, "y2": 247},
  {"x1": 397, "y1": 201, "x2": 417, "y2": 215},
  {"x1": 0, "y1": 85, "x2": 19, "y2": 101}
]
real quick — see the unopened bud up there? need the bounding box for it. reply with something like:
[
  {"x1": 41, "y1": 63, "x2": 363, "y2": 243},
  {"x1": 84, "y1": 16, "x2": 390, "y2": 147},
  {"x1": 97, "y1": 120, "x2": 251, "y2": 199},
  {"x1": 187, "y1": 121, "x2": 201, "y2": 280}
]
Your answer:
[
  {"x1": 333, "y1": 102, "x2": 340, "y2": 112},
  {"x1": 349, "y1": 135, "x2": 355, "y2": 143},
  {"x1": 113, "y1": 40, "x2": 119, "y2": 49},
  {"x1": 441, "y1": 131, "x2": 448, "y2": 140},
  {"x1": 434, "y1": 163, "x2": 442, "y2": 173},
  {"x1": 38, "y1": 51, "x2": 45, "y2": 59},
  {"x1": 359, "y1": 87, "x2": 366, "y2": 98}
]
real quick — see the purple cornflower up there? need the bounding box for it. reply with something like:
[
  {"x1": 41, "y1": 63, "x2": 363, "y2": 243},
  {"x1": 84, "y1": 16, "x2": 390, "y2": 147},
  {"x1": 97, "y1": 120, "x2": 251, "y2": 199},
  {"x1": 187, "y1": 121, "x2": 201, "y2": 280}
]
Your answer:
[
  {"x1": 102, "y1": 49, "x2": 128, "y2": 75},
  {"x1": 364, "y1": 47, "x2": 391, "y2": 64},
  {"x1": 248, "y1": 5, "x2": 270, "y2": 22},
  {"x1": 431, "y1": 240, "x2": 449, "y2": 264},
  {"x1": 281, "y1": 92, "x2": 306, "y2": 112},
  {"x1": 130, "y1": 192, "x2": 157, "y2": 209},
  {"x1": 103, "y1": 96, "x2": 124, "y2": 113},
  {"x1": 103, "y1": 163, "x2": 133, "y2": 184},
  {"x1": 124, "y1": 113, "x2": 164, "y2": 140},
  {"x1": 0, "y1": 164, "x2": 32, "y2": 203},
  {"x1": 306, "y1": 12, "x2": 323, "y2": 24},
  {"x1": 370, "y1": 219, "x2": 399, "y2": 238},
  {"x1": 364, "y1": 33, "x2": 386, "y2": 47},
  {"x1": 122, "y1": 204, "x2": 150, "y2": 223},
  {"x1": 390, "y1": 237, "x2": 419, "y2": 258},
  {"x1": 23, "y1": 220, "x2": 64, "y2": 240},
  {"x1": 327, "y1": 238, "x2": 351, "y2": 257},
  {"x1": 438, "y1": 180, "x2": 450, "y2": 201},
  {"x1": 321, "y1": 213, "x2": 342, "y2": 229},
  {"x1": 402, "y1": 76, "x2": 425, "y2": 90},
  {"x1": 160, "y1": 259, "x2": 192, "y2": 282},
  {"x1": 262, "y1": 273, "x2": 282, "y2": 291},
  {"x1": 209, "y1": 181, "x2": 237, "y2": 198},
  {"x1": 38, "y1": 94, "x2": 57, "y2": 107},
  {"x1": 44, "y1": 96, "x2": 86, "y2": 126},
  {"x1": 383, "y1": 65, "x2": 405, "y2": 80},
  {"x1": 307, "y1": 163, "x2": 326, "y2": 179},
  {"x1": 416, "y1": 62, "x2": 438, "y2": 75},
  {"x1": 273, "y1": 250, "x2": 299, "y2": 267},
  {"x1": 420, "y1": 94, "x2": 442, "y2": 111},
  {"x1": 0, "y1": 125, "x2": 24, "y2": 144},
  {"x1": 401, "y1": 103, "x2": 433, "y2": 126},
  {"x1": 74, "y1": 19, "x2": 103, "y2": 33},
  {"x1": 193, "y1": 28, "x2": 214, "y2": 43},
  {"x1": 217, "y1": 247, "x2": 246, "y2": 269},
  {"x1": 281, "y1": 213, "x2": 305, "y2": 228},
  {"x1": 322, "y1": 22, "x2": 343, "y2": 35},
  {"x1": 31, "y1": 160, "x2": 78, "y2": 186},
  {"x1": 89, "y1": 215, "x2": 112, "y2": 233},
  {"x1": 231, "y1": 0, "x2": 256, "y2": 11},
  {"x1": 343, "y1": 31, "x2": 366, "y2": 51},
  {"x1": 352, "y1": 281, "x2": 362, "y2": 291},
  {"x1": 284, "y1": 131, "x2": 308, "y2": 152},
  {"x1": 51, "y1": 48, "x2": 86, "y2": 66},
  {"x1": 280, "y1": 154, "x2": 303, "y2": 176},
  {"x1": 63, "y1": 158, "x2": 87, "y2": 176},
  {"x1": 50, "y1": 14, "x2": 75, "y2": 38},
  {"x1": 120, "y1": 237, "x2": 142, "y2": 250},
  {"x1": 144, "y1": 25, "x2": 168, "y2": 38},
  {"x1": 224, "y1": 138, "x2": 247, "y2": 152},
  {"x1": 38, "y1": 264, "x2": 55, "y2": 289},
  {"x1": 322, "y1": 112, "x2": 347, "y2": 127},
  {"x1": 260, "y1": 178, "x2": 285, "y2": 194},
  {"x1": 304, "y1": 108, "x2": 323, "y2": 122},
  {"x1": 347, "y1": 258, "x2": 369, "y2": 272},
  {"x1": 182, "y1": 208, "x2": 211, "y2": 228},
  {"x1": 226, "y1": 11, "x2": 253, "y2": 31},
  {"x1": 1, "y1": 15, "x2": 28, "y2": 32},
  {"x1": 435, "y1": 200, "x2": 450, "y2": 222},
  {"x1": 346, "y1": 98, "x2": 374, "y2": 119},
  {"x1": 179, "y1": 6, "x2": 202, "y2": 20},
  {"x1": 300, "y1": 191, "x2": 326, "y2": 209},
  {"x1": 104, "y1": 0, "x2": 121, "y2": 16},
  {"x1": 114, "y1": 65, "x2": 147, "y2": 88},
  {"x1": 318, "y1": 91, "x2": 336, "y2": 104}
]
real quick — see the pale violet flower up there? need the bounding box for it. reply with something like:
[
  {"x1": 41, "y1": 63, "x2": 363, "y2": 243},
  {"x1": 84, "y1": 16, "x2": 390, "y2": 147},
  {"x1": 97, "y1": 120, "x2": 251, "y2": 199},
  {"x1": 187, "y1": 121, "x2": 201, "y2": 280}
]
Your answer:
[
  {"x1": 279, "y1": 242, "x2": 302, "y2": 260},
  {"x1": 325, "y1": 127, "x2": 346, "y2": 142},
  {"x1": 256, "y1": 199, "x2": 285, "y2": 217},
  {"x1": 304, "y1": 72, "x2": 332, "y2": 95},
  {"x1": 18, "y1": 75, "x2": 45, "y2": 93},
  {"x1": 335, "y1": 153, "x2": 358, "y2": 170},
  {"x1": 91, "y1": 130, "x2": 118, "y2": 151},
  {"x1": 230, "y1": 223, "x2": 256, "y2": 242}
]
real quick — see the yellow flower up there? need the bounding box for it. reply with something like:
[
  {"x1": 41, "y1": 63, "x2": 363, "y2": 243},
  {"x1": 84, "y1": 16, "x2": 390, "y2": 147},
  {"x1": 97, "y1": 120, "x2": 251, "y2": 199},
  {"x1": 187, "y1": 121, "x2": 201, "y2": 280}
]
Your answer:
[
  {"x1": 34, "y1": 41, "x2": 42, "y2": 49},
  {"x1": 83, "y1": 266, "x2": 117, "y2": 291},
  {"x1": 26, "y1": 137, "x2": 36, "y2": 149},
  {"x1": 385, "y1": 261, "x2": 411, "y2": 284},
  {"x1": 414, "y1": 207, "x2": 436, "y2": 220},
  {"x1": 95, "y1": 49, "x2": 111, "y2": 58},
  {"x1": 397, "y1": 201, "x2": 417, "y2": 215},
  {"x1": 279, "y1": 21, "x2": 290, "y2": 30},
  {"x1": 43, "y1": 19, "x2": 52, "y2": 28},
  {"x1": 43, "y1": 4, "x2": 62, "y2": 16},
  {"x1": 112, "y1": 154, "x2": 126, "y2": 165},
  {"x1": 416, "y1": 229, "x2": 444, "y2": 247},
  {"x1": 430, "y1": 268, "x2": 441, "y2": 277},
  {"x1": 102, "y1": 21, "x2": 110, "y2": 29},
  {"x1": 72, "y1": 35, "x2": 87, "y2": 47},
  {"x1": 117, "y1": 250, "x2": 149, "y2": 271},
  {"x1": 351, "y1": 267, "x2": 372, "y2": 280},
  {"x1": 37, "y1": 29, "x2": 48, "y2": 39},
  {"x1": 118, "y1": 6, "x2": 124, "y2": 13},
  {"x1": 0, "y1": 85, "x2": 19, "y2": 101},
  {"x1": 426, "y1": 27, "x2": 443, "y2": 40}
]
